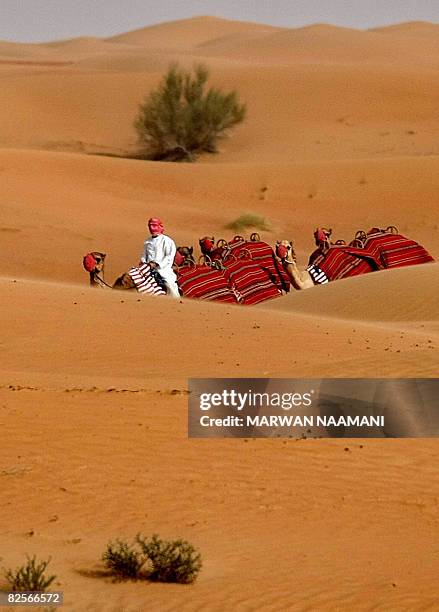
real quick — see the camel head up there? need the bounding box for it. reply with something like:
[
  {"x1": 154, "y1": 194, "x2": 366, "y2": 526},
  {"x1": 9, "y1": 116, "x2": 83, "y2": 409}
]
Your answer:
[
  {"x1": 83, "y1": 251, "x2": 106, "y2": 274},
  {"x1": 83, "y1": 252, "x2": 107, "y2": 287},
  {"x1": 275, "y1": 240, "x2": 296, "y2": 263},
  {"x1": 199, "y1": 236, "x2": 215, "y2": 255},
  {"x1": 314, "y1": 227, "x2": 332, "y2": 247},
  {"x1": 175, "y1": 246, "x2": 195, "y2": 267}
]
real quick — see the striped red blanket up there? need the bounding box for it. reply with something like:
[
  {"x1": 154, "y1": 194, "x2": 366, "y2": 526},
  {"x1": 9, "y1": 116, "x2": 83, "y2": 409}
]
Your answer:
[
  {"x1": 310, "y1": 246, "x2": 379, "y2": 282},
  {"x1": 128, "y1": 264, "x2": 167, "y2": 296},
  {"x1": 308, "y1": 230, "x2": 434, "y2": 284},
  {"x1": 362, "y1": 231, "x2": 434, "y2": 269},
  {"x1": 177, "y1": 264, "x2": 238, "y2": 304},
  {"x1": 222, "y1": 255, "x2": 282, "y2": 305},
  {"x1": 226, "y1": 238, "x2": 290, "y2": 292}
]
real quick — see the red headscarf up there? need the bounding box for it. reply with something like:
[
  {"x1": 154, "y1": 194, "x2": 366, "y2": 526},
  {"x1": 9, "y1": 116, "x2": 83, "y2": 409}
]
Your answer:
[
  {"x1": 148, "y1": 217, "x2": 164, "y2": 235},
  {"x1": 314, "y1": 227, "x2": 331, "y2": 245}
]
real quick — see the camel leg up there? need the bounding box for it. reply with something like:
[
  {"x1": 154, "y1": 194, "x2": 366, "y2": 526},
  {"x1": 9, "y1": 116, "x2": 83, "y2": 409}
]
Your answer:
[{"x1": 112, "y1": 272, "x2": 136, "y2": 290}]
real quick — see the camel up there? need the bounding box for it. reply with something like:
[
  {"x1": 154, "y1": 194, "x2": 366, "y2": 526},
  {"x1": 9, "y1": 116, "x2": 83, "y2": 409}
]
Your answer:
[
  {"x1": 83, "y1": 252, "x2": 113, "y2": 288},
  {"x1": 199, "y1": 236, "x2": 229, "y2": 261},
  {"x1": 173, "y1": 246, "x2": 196, "y2": 269},
  {"x1": 199, "y1": 236, "x2": 215, "y2": 256},
  {"x1": 83, "y1": 252, "x2": 137, "y2": 290},
  {"x1": 83, "y1": 247, "x2": 194, "y2": 291},
  {"x1": 276, "y1": 226, "x2": 435, "y2": 290},
  {"x1": 276, "y1": 235, "x2": 379, "y2": 290},
  {"x1": 275, "y1": 241, "x2": 315, "y2": 290}
]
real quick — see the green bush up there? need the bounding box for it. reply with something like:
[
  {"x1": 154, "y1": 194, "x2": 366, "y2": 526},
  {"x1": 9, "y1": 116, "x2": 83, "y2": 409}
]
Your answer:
[
  {"x1": 134, "y1": 63, "x2": 246, "y2": 161},
  {"x1": 225, "y1": 214, "x2": 271, "y2": 232},
  {"x1": 102, "y1": 540, "x2": 145, "y2": 579},
  {"x1": 137, "y1": 534, "x2": 202, "y2": 584},
  {"x1": 4, "y1": 556, "x2": 56, "y2": 592}
]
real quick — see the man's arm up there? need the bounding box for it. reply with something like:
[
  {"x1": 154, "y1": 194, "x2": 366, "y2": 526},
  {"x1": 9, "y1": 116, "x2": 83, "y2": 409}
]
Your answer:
[
  {"x1": 158, "y1": 236, "x2": 176, "y2": 269},
  {"x1": 140, "y1": 240, "x2": 150, "y2": 265}
]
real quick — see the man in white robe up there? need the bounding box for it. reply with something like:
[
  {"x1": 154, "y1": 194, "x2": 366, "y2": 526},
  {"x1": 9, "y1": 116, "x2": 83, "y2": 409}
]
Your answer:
[{"x1": 140, "y1": 217, "x2": 180, "y2": 299}]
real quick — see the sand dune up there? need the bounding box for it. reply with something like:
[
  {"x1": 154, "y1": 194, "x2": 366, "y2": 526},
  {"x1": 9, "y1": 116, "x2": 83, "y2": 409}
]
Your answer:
[
  {"x1": 368, "y1": 22, "x2": 439, "y2": 58},
  {"x1": 1, "y1": 271, "x2": 438, "y2": 610},
  {"x1": 0, "y1": 273, "x2": 437, "y2": 401},
  {"x1": 265, "y1": 263, "x2": 439, "y2": 322},
  {"x1": 1, "y1": 58, "x2": 439, "y2": 159},
  {"x1": 3, "y1": 374, "x2": 439, "y2": 611},
  {"x1": 3, "y1": 275, "x2": 437, "y2": 387},
  {"x1": 1, "y1": 15, "x2": 439, "y2": 611},
  {"x1": 107, "y1": 15, "x2": 280, "y2": 50},
  {"x1": 1, "y1": 17, "x2": 439, "y2": 159},
  {"x1": 43, "y1": 36, "x2": 107, "y2": 49},
  {"x1": 371, "y1": 20, "x2": 439, "y2": 37},
  {"x1": 198, "y1": 22, "x2": 439, "y2": 66},
  {"x1": 0, "y1": 40, "x2": 54, "y2": 59}
]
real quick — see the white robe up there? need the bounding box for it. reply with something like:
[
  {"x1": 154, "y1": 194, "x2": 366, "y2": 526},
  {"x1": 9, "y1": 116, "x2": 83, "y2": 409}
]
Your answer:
[{"x1": 141, "y1": 234, "x2": 180, "y2": 298}]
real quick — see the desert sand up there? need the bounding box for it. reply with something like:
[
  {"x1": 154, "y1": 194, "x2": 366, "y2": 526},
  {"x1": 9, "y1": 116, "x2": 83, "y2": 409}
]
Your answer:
[{"x1": 1, "y1": 16, "x2": 439, "y2": 611}]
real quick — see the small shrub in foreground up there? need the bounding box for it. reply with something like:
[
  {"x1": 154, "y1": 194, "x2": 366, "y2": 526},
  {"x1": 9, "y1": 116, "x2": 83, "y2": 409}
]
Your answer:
[
  {"x1": 4, "y1": 555, "x2": 56, "y2": 591},
  {"x1": 137, "y1": 534, "x2": 202, "y2": 584},
  {"x1": 102, "y1": 540, "x2": 145, "y2": 579}
]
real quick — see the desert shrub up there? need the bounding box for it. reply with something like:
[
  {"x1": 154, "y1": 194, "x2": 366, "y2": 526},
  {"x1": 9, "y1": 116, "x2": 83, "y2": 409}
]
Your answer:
[
  {"x1": 102, "y1": 539, "x2": 145, "y2": 579},
  {"x1": 4, "y1": 555, "x2": 56, "y2": 591},
  {"x1": 137, "y1": 534, "x2": 202, "y2": 584},
  {"x1": 225, "y1": 214, "x2": 271, "y2": 232},
  {"x1": 134, "y1": 63, "x2": 246, "y2": 161}
]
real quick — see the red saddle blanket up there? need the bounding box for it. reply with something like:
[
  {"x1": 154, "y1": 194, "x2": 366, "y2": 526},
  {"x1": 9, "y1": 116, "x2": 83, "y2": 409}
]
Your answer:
[
  {"x1": 177, "y1": 265, "x2": 237, "y2": 304},
  {"x1": 310, "y1": 231, "x2": 434, "y2": 283},
  {"x1": 362, "y1": 232, "x2": 434, "y2": 269},
  {"x1": 311, "y1": 246, "x2": 379, "y2": 282},
  {"x1": 226, "y1": 238, "x2": 290, "y2": 292},
  {"x1": 221, "y1": 256, "x2": 282, "y2": 305}
]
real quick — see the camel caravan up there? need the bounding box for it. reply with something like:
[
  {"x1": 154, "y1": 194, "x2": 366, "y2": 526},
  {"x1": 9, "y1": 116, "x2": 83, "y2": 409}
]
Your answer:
[{"x1": 83, "y1": 226, "x2": 434, "y2": 304}]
